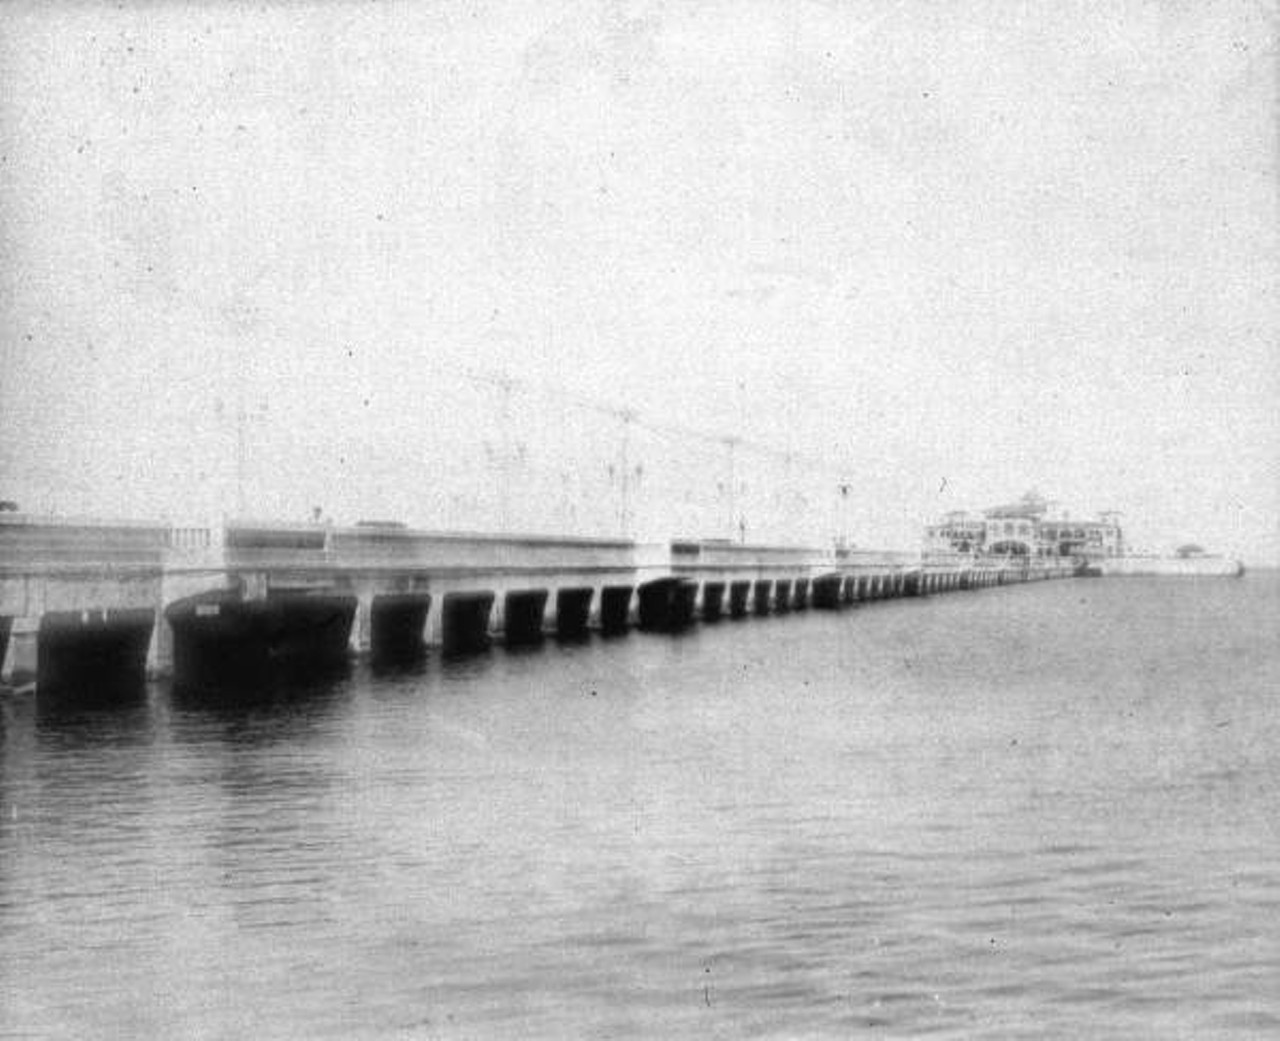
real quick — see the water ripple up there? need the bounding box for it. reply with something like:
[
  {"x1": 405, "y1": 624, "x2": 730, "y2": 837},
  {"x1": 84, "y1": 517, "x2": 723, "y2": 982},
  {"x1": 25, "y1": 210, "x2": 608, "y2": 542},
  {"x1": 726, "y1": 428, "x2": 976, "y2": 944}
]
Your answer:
[{"x1": 2, "y1": 575, "x2": 1278, "y2": 1037}]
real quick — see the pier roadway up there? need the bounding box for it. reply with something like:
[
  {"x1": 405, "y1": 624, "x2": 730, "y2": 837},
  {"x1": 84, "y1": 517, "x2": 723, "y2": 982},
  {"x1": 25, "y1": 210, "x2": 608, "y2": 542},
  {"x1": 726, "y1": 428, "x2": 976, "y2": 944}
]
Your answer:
[
  {"x1": 666, "y1": 540, "x2": 836, "y2": 623},
  {"x1": 1, "y1": 514, "x2": 1075, "y2": 694}
]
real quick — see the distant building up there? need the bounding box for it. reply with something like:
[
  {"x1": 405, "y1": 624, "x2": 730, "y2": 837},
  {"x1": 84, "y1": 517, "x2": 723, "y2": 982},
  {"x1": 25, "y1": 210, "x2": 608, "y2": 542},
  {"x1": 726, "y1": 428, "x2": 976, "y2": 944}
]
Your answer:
[{"x1": 924, "y1": 491, "x2": 1124, "y2": 561}]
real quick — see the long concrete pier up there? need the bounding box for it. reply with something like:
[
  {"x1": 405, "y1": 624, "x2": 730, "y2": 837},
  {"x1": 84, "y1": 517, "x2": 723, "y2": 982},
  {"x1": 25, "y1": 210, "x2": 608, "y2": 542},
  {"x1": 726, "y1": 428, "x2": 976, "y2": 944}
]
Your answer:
[{"x1": 0, "y1": 514, "x2": 1077, "y2": 693}]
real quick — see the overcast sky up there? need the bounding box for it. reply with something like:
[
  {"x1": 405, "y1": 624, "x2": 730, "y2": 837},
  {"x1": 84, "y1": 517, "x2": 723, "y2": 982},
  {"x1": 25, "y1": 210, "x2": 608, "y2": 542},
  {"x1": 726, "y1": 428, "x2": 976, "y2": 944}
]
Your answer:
[{"x1": 1, "y1": 1, "x2": 1275, "y2": 560}]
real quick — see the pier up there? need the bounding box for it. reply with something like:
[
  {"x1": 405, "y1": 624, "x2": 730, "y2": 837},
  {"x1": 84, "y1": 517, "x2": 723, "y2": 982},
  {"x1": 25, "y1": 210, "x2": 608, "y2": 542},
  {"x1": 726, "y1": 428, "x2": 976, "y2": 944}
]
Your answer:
[{"x1": 0, "y1": 514, "x2": 1077, "y2": 694}]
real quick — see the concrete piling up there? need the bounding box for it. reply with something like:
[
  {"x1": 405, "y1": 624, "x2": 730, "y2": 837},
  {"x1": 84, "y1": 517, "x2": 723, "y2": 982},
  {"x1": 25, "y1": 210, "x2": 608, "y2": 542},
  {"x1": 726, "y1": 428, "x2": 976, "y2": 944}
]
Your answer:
[
  {"x1": 503, "y1": 589, "x2": 549, "y2": 646},
  {"x1": 555, "y1": 587, "x2": 594, "y2": 640},
  {"x1": 442, "y1": 591, "x2": 495, "y2": 656},
  {"x1": 370, "y1": 593, "x2": 431, "y2": 661},
  {"x1": 701, "y1": 581, "x2": 726, "y2": 622},
  {"x1": 599, "y1": 585, "x2": 634, "y2": 635}
]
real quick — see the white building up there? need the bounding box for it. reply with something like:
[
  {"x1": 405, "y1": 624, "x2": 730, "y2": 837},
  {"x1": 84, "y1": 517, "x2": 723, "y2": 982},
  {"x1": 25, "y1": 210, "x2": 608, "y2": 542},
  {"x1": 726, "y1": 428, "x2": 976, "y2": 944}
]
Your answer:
[{"x1": 924, "y1": 491, "x2": 1124, "y2": 561}]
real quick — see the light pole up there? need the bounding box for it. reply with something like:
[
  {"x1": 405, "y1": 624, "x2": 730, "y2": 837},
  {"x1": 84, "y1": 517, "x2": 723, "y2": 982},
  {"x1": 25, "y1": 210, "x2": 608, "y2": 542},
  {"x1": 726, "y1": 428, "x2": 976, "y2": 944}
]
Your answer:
[
  {"x1": 837, "y1": 480, "x2": 852, "y2": 549},
  {"x1": 724, "y1": 435, "x2": 739, "y2": 540},
  {"x1": 617, "y1": 407, "x2": 636, "y2": 539}
]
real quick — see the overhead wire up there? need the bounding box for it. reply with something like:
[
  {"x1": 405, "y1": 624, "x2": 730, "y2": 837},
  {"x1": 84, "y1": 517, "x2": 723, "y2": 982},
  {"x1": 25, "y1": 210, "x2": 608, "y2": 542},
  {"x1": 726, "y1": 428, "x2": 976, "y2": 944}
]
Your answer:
[{"x1": 435, "y1": 357, "x2": 856, "y2": 483}]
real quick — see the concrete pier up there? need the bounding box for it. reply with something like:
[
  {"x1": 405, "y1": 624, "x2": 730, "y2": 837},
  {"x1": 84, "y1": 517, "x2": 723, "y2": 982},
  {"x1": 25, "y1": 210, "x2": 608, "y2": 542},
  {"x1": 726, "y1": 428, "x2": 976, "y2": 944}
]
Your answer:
[{"x1": 1, "y1": 514, "x2": 1082, "y2": 693}]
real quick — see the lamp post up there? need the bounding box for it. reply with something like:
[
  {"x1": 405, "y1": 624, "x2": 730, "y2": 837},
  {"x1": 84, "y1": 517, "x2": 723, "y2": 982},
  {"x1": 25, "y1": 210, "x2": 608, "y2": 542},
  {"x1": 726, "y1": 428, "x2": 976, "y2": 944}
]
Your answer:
[
  {"x1": 837, "y1": 480, "x2": 852, "y2": 550},
  {"x1": 724, "y1": 435, "x2": 739, "y2": 540},
  {"x1": 617, "y1": 408, "x2": 636, "y2": 539}
]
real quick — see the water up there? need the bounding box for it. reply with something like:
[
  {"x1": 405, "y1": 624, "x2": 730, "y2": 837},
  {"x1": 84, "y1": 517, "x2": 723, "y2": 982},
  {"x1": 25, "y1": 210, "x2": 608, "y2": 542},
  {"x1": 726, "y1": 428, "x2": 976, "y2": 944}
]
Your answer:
[{"x1": 2, "y1": 575, "x2": 1278, "y2": 1039}]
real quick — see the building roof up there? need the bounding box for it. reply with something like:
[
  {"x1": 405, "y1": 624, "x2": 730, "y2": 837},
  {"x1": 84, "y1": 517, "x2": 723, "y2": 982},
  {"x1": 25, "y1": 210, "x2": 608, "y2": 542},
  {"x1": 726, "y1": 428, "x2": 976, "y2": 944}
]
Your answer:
[{"x1": 983, "y1": 490, "x2": 1049, "y2": 519}]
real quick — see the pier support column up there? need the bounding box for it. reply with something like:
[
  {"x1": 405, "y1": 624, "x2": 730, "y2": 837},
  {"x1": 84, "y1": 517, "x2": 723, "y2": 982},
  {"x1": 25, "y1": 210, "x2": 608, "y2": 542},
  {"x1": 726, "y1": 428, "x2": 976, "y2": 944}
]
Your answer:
[
  {"x1": 149, "y1": 605, "x2": 175, "y2": 678},
  {"x1": 812, "y1": 574, "x2": 842, "y2": 610},
  {"x1": 555, "y1": 587, "x2": 593, "y2": 640},
  {"x1": 793, "y1": 578, "x2": 810, "y2": 610},
  {"x1": 774, "y1": 579, "x2": 793, "y2": 613},
  {"x1": 638, "y1": 578, "x2": 697, "y2": 632},
  {"x1": 679, "y1": 579, "x2": 700, "y2": 628},
  {"x1": 701, "y1": 582, "x2": 726, "y2": 622},
  {"x1": 37, "y1": 608, "x2": 155, "y2": 697},
  {"x1": 371, "y1": 593, "x2": 432, "y2": 661},
  {"x1": 166, "y1": 591, "x2": 357, "y2": 687},
  {"x1": 350, "y1": 590, "x2": 374, "y2": 655},
  {"x1": 503, "y1": 589, "x2": 549, "y2": 646},
  {"x1": 442, "y1": 591, "x2": 495, "y2": 656},
  {"x1": 599, "y1": 585, "x2": 634, "y2": 635},
  {"x1": 753, "y1": 580, "x2": 772, "y2": 616},
  {"x1": 0, "y1": 616, "x2": 11, "y2": 680},
  {"x1": 728, "y1": 581, "x2": 751, "y2": 618}
]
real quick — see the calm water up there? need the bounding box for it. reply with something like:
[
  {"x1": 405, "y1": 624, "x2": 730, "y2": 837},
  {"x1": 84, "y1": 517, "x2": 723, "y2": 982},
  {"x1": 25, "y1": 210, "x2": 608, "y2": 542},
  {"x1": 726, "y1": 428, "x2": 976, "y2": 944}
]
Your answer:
[{"x1": 2, "y1": 575, "x2": 1278, "y2": 1039}]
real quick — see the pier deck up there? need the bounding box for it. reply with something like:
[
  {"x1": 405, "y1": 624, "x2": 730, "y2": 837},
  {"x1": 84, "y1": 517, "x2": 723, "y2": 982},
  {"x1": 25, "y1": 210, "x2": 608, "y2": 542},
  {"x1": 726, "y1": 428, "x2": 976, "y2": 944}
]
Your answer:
[{"x1": 1, "y1": 515, "x2": 1076, "y2": 692}]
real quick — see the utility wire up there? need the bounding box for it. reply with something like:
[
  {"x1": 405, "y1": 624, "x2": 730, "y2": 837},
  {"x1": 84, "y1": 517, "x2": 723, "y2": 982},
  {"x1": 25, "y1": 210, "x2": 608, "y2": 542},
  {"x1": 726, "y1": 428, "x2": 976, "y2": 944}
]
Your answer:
[{"x1": 437, "y1": 358, "x2": 856, "y2": 482}]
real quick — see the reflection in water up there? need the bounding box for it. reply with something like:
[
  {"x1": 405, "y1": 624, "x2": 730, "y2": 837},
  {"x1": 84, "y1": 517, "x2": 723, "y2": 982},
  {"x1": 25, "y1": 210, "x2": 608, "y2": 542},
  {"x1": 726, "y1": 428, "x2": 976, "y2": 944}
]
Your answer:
[
  {"x1": 169, "y1": 663, "x2": 353, "y2": 716},
  {"x1": 31, "y1": 674, "x2": 151, "y2": 722},
  {"x1": 1, "y1": 576, "x2": 1278, "y2": 1038}
]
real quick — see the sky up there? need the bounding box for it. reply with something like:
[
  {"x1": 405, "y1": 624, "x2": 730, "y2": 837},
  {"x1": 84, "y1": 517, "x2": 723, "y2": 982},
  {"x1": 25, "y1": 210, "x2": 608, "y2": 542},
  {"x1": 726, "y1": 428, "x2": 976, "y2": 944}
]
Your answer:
[{"x1": 1, "y1": 0, "x2": 1276, "y2": 561}]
